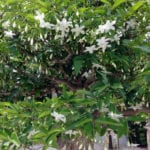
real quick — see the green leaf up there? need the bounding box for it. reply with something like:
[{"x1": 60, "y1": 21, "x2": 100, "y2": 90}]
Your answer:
[
  {"x1": 112, "y1": 83, "x2": 123, "y2": 89},
  {"x1": 39, "y1": 110, "x2": 50, "y2": 118},
  {"x1": 73, "y1": 56, "x2": 84, "y2": 75},
  {"x1": 134, "y1": 45, "x2": 150, "y2": 53},
  {"x1": 31, "y1": 132, "x2": 46, "y2": 139},
  {"x1": 83, "y1": 122, "x2": 94, "y2": 138},
  {"x1": 9, "y1": 132, "x2": 21, "y2": 147},
  {"x1": 101, "y1": 0, "x2": 111, "y2": 5},
  {"x1": 67, "y1": 116, "x2": 92, "y2": 129},
  {"x1": 128, "y1": 1, "x2": 145, "y2": 15},
  {"x1": 0, "y1": 130, "x2": 9, "y2": 140},
  {"x1": 112, "y1": 0, "x2": 127, "y2": 9},
  {"x1": 47, "y1": 128, "x2": 64, "y2": 136},
  {"x1": 46, "y1": 128, "x2": 64, "y2": 144},
  {"x1": 127, "y1": 115, "x2": 146, "y2": 122},
  {"x1": 0, "y1": 102, "x2": 11, "y2": 107},
  {"x1": 98, "y1": 117, "x2": 123, "y2": 127}
]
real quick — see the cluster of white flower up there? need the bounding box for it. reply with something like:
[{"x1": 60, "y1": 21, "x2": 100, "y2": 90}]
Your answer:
[
  {"x1": 129, "y1": 103, "x2": 143, "y2": 111},
  {"x1": 2, "y1": 10, "x2": 122, "y2": 53},
  {"x1": 34, "y1": 11, "x2": 85, "y2": 40},
  {"x1": 83, "y1": 20, "x2": 117, "y2": 54},
  {"x1": 34, "y1": 11, "x2": 54, "y2": 29},
  {"x1": 55, "y1": 18, "x2": 72, "y2": 38},
  {"x1": 51, "y1": 111, "x2": 66, "y2": 123},
  {"x1": 35, "y1": 11, "x2": 121, "y2": 53},
  {"x1": 2, "y1": 10, "x2": 142, "y2": 56},
  {"x1": 83, "y1": 37, "x2": 111, "y2": 54},
  {"x1": 2, "y1": 20, "x2": 15, "y2": 38}
]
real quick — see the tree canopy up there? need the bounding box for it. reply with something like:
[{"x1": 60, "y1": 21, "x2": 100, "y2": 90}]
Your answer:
[{"x1": 0, "y1": 0, "x2": 150, "y2": 149}]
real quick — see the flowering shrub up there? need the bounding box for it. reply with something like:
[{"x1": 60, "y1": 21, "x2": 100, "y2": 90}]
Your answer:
[{"x1": 0, "y1": 0, "x2": 150, "y2": 149}]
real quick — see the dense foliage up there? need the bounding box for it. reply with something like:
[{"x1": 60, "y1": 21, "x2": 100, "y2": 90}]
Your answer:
[{"x1": 0, "y1": 0, "x2": 150, "y2": 149}]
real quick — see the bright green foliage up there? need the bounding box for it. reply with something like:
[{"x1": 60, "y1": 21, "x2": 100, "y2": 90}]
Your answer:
[{"x1": 0, "y1": 0, "x2": 150, "y2": 149}]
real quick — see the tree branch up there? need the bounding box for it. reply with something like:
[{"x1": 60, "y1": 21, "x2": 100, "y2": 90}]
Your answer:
[
  {"x1": 52, "y1": 51, "x2": 73, "y2": 64},
  {"x1": 122, "y1": 107, "x2": 150, "y2": 116}
]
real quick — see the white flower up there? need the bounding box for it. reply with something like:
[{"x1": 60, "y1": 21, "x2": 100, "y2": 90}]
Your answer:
[
  {"x1": 129, "y1": 103, "x2": 143, "y2": 111},
  {"x1": 30, "y1": 38, "x2": 34, "y2": 45},
  {"x1": 92, "y1": 63, "x2": 109, "y2": 74},
  {"x1": 97, "y1": 20, "x2": 116, "y2": 33},
  {"x1": 34, "y1": 10, "x2": 45, "y2": 22},
  {"x1": 24, "y1": 25, "x2": 28, "y2": 32},
  {"x1": 55, "y1": 18, "x2": 72, "y2": 38},
  {"x1": 2, "y1": 20, "x2": 10, "y2": 28},
  {"x1": 12, "y1": 22, "x2": 16, "y2": 28},
  {"x1": 39, "y1": 20, "x2": 54, "y2": 29},
  {"x1": 92, "y1": 63, "x2": 102, "y2": 69},
  {"x1": 113, "y1": 33, "x2": 122, "y2": 45},
  {"x1": 126, "y1": 19, "x2": 137, "y2": 30},
  {"x1": 104, "y1": 20, "x2": 116, "y2": 32},
  {"x1": 108, "y1": 112, "x2": 123, "y2": 121},
  {"x1": 84, "y1": 45, "x2": 97, "y2": 54},
  {"x1": 56, "y1": 18, "x2": 72, "y2": 32},
  {"x1": 101, "y1": 106, "x2": 109, "y2": 113},
  {"x1": 65, "y1": 130, "x2": 78, "y2": 136},
  {"x1": 145, "y1": 32, "x2": 150, "y2": 42},
  {"x1": 71, "y1": 24, "x2": 85, "y2": 37},
  {"x1": 34, "y1": 11, "x2": 54, "y2": 29},
  {"x1": 82, "y1": 70, "x2": 92, "y2": 78},
  {"x1": 34, "y1": 43, "x2": 38, "y2": 50},
  {"x1": 4, "y1": 30, "x2": 15, "y2": 38},
  {"x1": 79, "y1": 37, "x2": 86, "y2": 43},
  {"x1": 146, "y1": 25, "x2": 150, "y2": 30},
  {"x1": 13, "y1": 69, "x2": 17, "y2": 73},
  {"x1": 96, "y1": 37, "x2": 110, "y2": 52},
  {"x1": 51, "y1": 111, "x2": 66, "y2": 123}
]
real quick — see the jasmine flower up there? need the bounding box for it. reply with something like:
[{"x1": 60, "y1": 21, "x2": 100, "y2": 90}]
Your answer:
[
  {"x1": 96, "y1": 37, "x2": 110, "y2": 52},
  {"x1": 129, "y1": 103, "x2": 143, "y2": 111},
  {"x1": 34, "y1": 11, "x2": 45, "y2": 22},
  {"x1": 51, "y1": 111, "x2": 66, "y2": 123},
  {"x1": 71, "y1": 24, "x2": 85, "y2": 37},
  {"x1": 65, "y1": 130, "x2": 78, "y2": 136},
  {"x1": 108, "y1": 112, "x2": 123, "y2": 121},
  {"x1": 97, "y1": 20, "x2": 116, "y2": 33},
  {"x1": 82, "y1": 70, "x2": 92, "y2": 78},
  {"x1": 84, "y1": 45, "x2": 97, "y2": 54},
  {"x1": 126, "y1": 19, "x2": 137, "y2": 30},
  {"x1": 56, "y1": 18, "x2": 72, "y2": 33},
  {"x1": 4, "y1": 30, "x2": 15, "y2": 38},
  {"x1": 2, "y1": 20, "x2": 10, "y2": 28}
]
